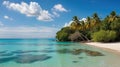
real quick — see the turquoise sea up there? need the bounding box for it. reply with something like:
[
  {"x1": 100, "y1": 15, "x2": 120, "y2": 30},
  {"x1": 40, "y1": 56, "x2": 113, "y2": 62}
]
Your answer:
[{"x1": 0, "y1": 39, "x2": 120, "y2": 67}]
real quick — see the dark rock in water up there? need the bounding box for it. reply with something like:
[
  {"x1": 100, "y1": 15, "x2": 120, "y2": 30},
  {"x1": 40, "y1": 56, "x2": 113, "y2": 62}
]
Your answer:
[
  {"x1": 0, "y1": 54, "x2": 52, "y2": 64},
  {"x1": 70, "y1": 49, "x2": 104, "y2": 56},
  {"x1": 0, "y1": 57, "x2": 16, "y2": 63},
  {"x1": 78, "y1": 57, "x2": 84, "y2": 59},
  {"x1": 14, "y1": 54, "x2": 52, "y2": 63},
  {"x1": 12, "y1": 50, "x2": 28, "y2": 54},
  {"x1": 41, "y1": 50, "x2": 55, "y2": 53},
  {"x1": 27, "y1": 50, "x2": 40, "y2": 52},
  {"x1": 84, "y1": 50, "x2": 104, "y2": 56},
  {"x1": 56, "y1": 48, "x2": 104, "y2": 57},
  {"x1": 12, "y1": 50, "x2": 55, "y2": 54},
  {"x1": 12, "y1": 50, "x2": 40, "y2": 54},
  {"x1": 57, "y1": 49, "x2": 71, "y2": 54},
  {"x1": 72, "y1": 61, "x2": 79, "y2": 63},
  {"x1": 0, "y1": 52, "x2": 13, "y2": 56},
  {"x1": 71, "y1": 49, "x2": 83, "y2": 55}
]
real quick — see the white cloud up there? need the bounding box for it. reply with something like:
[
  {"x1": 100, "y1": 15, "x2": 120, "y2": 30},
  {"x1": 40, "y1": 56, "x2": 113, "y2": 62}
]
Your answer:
[
  {"x1": 37, "y1": 10, "x2": 53, "y2": 21},
  {"x1": 3, "y1": 1, "x2": 52, "y2": 21},
  {"x1": 52, "y1": 4, "x2": 68, "y2": 17},
  {"x1": 80, "y1": 18, "x2": 87, "y2": 22},
  {"x1": 4, "y1": 15, "x2": 9, "y2": 19},
  {"x1": 0, "y1": 26, "x2": 59, "y2": 38},
  {"x1": 64, "y1": 21, "x2": 73, "y2": 27},
  {"x1": 64, "y1": 18, "x2": 87, "y2": 27},
  {"x1": 3, "y1": 1, "x2": 41, "y2": 17},
  {"x1": 4, "y1": 15, "x2": 13, "y2": 20},
  {"x1": 3, "y1": 1, "x2": 68, "y2": 22},
  {"x1": 53, "y1": 4, "x2": 67, "y2": 12}
]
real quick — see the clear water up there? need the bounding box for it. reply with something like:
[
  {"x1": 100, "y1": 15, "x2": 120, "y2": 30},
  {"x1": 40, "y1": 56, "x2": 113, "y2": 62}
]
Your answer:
[{"x1": 0, "y1": 39, "x2": 120, "y2": 67}]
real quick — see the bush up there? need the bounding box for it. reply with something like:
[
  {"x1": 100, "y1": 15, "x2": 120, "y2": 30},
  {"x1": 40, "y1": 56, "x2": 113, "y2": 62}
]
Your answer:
[
  {"x1": 56, "y1": 32, "x2": 69, "y2": 41},
  {"x1": 56, "y1": 27, "x2": 74, "y2": 41},
  {"x1": 110, "y1": 19, "x2": 120, "y2": 31},
  {"x1": 110, "y1": 19, "x2": 120, "y2": 41},
  {"x1": 92, "y1": 30, "x2": 117, "y2": 42}
]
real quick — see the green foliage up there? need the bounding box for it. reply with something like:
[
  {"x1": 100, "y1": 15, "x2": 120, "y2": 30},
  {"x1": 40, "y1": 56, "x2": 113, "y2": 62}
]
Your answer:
[
  {"x1": 56, "y1": 27, "x2": 74, "y2": 41},
  {"x1": 110, "y1": 11, "x2": 116, "y2": 17},
  {"x1": 56, "y1": 11, "x2": 120, "y2": 42},
  {"x1": 100, "y1": 21, "x2": 111, "y2": 30},
  {"x1": 92, "y1": 30, "x2": 117, "y2": 42},
  {"x1": 72, "y1": 16, "x2": 79, "y2": 22},
  {"x1": 110, "y1": 19, "x2": 120, "y2": 31},
  {"x1": 70, "y1": 16, "x2": 81, "y2": 30},
  {"x1": 110, "y1": 19, "x2": 120, "y2": 41},
  {"x1": 92, "y1": 24, "x2": 100, "y2": 32},
  {"x1": 84, "y1": 30, "x2": 92, "y2": 39},
  {"x1": 92, "y1": 13, "x2": 101, "y2": 22}
]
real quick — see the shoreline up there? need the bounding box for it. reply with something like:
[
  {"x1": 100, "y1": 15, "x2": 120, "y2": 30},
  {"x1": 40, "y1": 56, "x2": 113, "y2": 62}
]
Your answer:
[{"x1": 84, "y1": 42, "x2": 120, "y2": 55}]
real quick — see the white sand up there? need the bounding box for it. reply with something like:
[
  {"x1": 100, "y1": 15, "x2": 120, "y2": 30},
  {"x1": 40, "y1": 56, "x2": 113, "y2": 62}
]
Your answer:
[{"x1": 85, "y1": 42, "x2": 120, "y2": 52}]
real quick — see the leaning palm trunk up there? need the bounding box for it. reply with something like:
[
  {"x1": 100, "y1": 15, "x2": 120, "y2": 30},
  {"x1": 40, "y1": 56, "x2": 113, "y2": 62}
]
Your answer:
[
  {"x1": 79, "y1": 32, "x2": 90, "y2": 41},
  {"x1": 69, "y1": 30, "x2": 90, "y2": 42}
]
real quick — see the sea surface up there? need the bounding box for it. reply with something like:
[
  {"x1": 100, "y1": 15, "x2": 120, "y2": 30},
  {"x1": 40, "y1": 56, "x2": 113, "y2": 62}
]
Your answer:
[{"x1": 0, "y1": 38, "x2": 120, "y2": 67}]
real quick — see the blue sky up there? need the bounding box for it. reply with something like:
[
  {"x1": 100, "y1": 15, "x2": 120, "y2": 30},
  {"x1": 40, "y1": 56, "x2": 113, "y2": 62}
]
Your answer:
[{"x1": 0, "y1": 0, "x2": 120, "y2": 38}]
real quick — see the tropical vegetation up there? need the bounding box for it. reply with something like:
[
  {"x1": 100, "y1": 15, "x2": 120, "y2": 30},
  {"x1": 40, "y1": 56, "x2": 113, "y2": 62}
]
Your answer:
[{"x1": 56, "y1": 11, "x2": 120, "y2": 42}]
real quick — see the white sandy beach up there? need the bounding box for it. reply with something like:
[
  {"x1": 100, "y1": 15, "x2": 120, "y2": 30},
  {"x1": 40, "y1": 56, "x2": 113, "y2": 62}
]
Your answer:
[{"x1": 85, "y1": 42, "x2": 120, "y2": 52}]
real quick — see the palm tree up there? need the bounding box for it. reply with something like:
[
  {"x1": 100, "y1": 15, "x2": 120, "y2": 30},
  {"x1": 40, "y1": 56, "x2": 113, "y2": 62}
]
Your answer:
[
  {"x1": 80, "y1": 21, "x2": 85, "y2": 31},
  {"x1": 104, "y1": 15, "x2": 109, "y2": 22},
  {"x1": 91, "y1": 13, "x2": 100, "y2": 28},
  {"x1": 70, "y1": 16, "x2": 80, "y2": 30},
  {"x1": 93, "y1": 13, "x2": 100, "y2": 23},
  {"x1": 86, "y1": 16, "x2": 91, "y2": 30},
  {"x1": 72, "y1": 16, "x2": 79, "y2": 22},
  {"x1": 110, "y1": 11, "x2": 116, "y2": 17},
  {"x1": 70, "y1": 16, "x2": 90, "y2": 41},
  {"x1": 108, "y1": 11, "x2": 117, "y2": 22}
]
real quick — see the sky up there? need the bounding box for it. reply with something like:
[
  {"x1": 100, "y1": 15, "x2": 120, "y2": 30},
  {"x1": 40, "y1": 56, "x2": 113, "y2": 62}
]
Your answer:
[{"x1": 0, "y1": 0, "x2": 120, "y2": 38}]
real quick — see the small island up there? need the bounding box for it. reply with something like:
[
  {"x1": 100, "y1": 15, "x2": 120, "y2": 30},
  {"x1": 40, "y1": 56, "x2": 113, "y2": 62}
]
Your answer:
[
  {"x1": 56, "y1": 11, "x2": 120, "y2": 43},
  {"x1": 1, "y1": 0, "x2": 120, "y2": 67}
]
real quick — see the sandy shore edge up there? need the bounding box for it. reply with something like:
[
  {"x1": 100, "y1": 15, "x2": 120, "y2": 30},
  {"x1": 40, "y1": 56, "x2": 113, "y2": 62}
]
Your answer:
[{"x1": 84, "y1": 42, "x2": 120, "y2": 54}]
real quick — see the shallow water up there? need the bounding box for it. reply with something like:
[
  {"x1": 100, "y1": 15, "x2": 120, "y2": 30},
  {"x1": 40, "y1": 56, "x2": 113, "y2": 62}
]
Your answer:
[{"x1": 0, "y1": 39, "x2": 120, "y2": 67}]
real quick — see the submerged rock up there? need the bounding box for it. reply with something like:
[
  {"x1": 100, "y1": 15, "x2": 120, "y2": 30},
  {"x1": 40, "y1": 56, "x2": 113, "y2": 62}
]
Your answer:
[
  {"x1": 0, "y1": 52, "x2": 13, "y2": 56},
  {"x1": 0, "y1": 54, "x2": 52, "y2": 64},
  {"x1": 71, "y1": 49, "x2": 83, "y2": 55},
  {"x1": 78, "y1": 57, "x2": 84, "y2": 59},
  {"x1": 57, "y1": 49, "x2": 71, "y2": 54},
  {"x1": 14, "y1": 54, "x2": 52, "y2": 63},
  {"x1": 12, "y1": 50, "x2": 55, "y2": 54},
  {"x1": 72, "y1": 61, "x2": 79, "y2": 63},
  {"x1": 84, "y1": 50, "x2": 104, "y2": 56},
  {"x1": 0, "y1": 57, "x2": 16, "y2": 63},
  {"x1": 70, "y1": 49, "x2": 104, "y2": 56},
  {"x1": 12, "y1": 50, "x2": 39, "y2": 54},
  {"x1": 56, "y1": 48, "x2": 104, "y2": 56},
  {"x1": 41, "y1": 50, "x2": 55, "y2": 53}
]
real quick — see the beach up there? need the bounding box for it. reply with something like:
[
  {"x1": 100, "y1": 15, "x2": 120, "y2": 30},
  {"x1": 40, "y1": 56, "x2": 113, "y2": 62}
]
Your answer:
[{"x1": 85, "y1": 42, "x2": 120, "y2": 53}]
